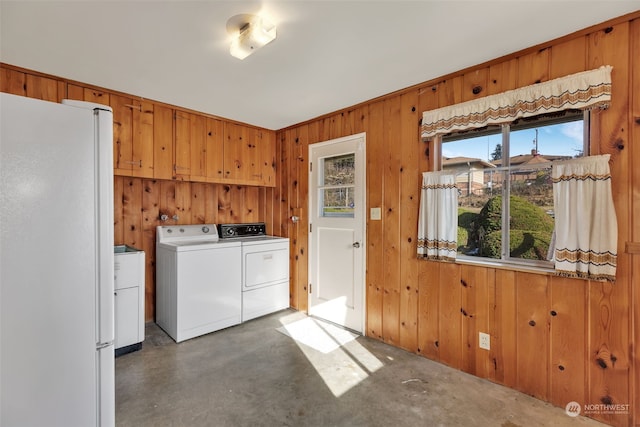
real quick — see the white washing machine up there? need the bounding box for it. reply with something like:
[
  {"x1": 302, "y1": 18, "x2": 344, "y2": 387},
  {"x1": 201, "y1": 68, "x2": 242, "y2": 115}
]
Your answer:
[
  {"x1": 156, "y1": 224, "x2": 241, "y2": 343},
  {"x1": 218, "y1": 224, "x2": 290, "y2": 322}
]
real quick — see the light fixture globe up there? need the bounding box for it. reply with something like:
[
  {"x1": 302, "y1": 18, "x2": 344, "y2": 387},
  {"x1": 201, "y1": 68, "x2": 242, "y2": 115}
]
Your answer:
[{"x1": 227, "y1": 14, "x2": 276, "y2": 60}]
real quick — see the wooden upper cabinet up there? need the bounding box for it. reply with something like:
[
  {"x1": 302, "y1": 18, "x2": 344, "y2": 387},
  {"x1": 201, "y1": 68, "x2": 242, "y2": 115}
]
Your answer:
[
  {"x1": 1, "y1": 69, "x2": 61, "y2": 102},
  {"x1": 223, "y1": 122, "x2": 268, "y2": 185},
  {"x1": 110, "y1": 94, "x2": 154, "y2": 178}
]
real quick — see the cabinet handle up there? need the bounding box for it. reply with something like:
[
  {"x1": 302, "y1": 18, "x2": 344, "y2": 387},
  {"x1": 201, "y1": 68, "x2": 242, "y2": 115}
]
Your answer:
[
  {"x1": 125, "y1": 160, "x2": 142, "y2": 167},
  {"x1": 123, "y1": 103, "x2": 142, "y2": 111}
]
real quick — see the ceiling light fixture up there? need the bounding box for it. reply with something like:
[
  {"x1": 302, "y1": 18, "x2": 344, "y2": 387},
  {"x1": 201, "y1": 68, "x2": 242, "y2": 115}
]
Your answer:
[{"x1": 227, "y1": 14, "x2": 276, "y2": 60}]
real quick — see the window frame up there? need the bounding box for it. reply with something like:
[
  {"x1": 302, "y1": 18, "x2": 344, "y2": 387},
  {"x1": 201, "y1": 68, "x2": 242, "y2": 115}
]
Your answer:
[{"x1": 438, "y1": 110, "x2": 590, "y2": 270}]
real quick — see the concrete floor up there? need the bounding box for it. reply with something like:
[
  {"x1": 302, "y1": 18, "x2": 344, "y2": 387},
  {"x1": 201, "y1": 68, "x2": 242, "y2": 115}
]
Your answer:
[{"x1": 116, "y1": 309, "x2": 606, "y2": 427}]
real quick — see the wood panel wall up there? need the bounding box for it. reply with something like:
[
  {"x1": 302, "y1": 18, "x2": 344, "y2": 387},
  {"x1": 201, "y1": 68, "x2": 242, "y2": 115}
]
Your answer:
[{"x1": 276, "y1": 12, "x2": 640, "y2": 427}]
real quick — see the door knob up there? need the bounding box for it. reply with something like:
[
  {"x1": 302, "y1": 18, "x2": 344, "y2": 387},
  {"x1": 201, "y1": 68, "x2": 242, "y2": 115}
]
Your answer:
[{"x1": 352, "y1": 242, "x2": 360, "y2": 248}]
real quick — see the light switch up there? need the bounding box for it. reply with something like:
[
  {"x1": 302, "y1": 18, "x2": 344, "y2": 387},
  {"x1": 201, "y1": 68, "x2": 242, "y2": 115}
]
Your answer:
[{"x1": 370, "y1": 207, "x2": 381, "y2": 220}]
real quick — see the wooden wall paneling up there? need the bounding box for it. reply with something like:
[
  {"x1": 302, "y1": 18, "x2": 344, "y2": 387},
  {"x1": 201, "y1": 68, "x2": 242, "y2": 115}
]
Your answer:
[
  {"x1": 244, "y1": 186, "x2": 260, "y2": 223},
  {"x1": 159, "y1": 180, "x2": 177, "y2": 223},
  {"x1": 631, "y1": 17, "x2": 640, "y2": 427},
  {"x1": 436, "y1": 76, "x2": 463, "y2": 108},
  {"x1": 230, "y1": 185, "x2": 244, "y2": 224},
  {"x1": 437, "y1": 262, "x2": 462, "y2": 369},
  {"x1": 327, "y1": 112, "x2": 343, "y2": 140},
  {"x1": 132, "y1": 100, "x2": 154, "y2": 178},
  {"x1": 462, "y1": 68, "x2": 489, "y2": 102},
  {"x1": 205, "y1": 118, "x2": 225, "y2": 183},
  {"x1": 217, "y1": 185, "x2": 232, "y2": 224},
  {"x1": 587, "y1": 22, "x2": 632, "y2": 427},
  {"x1": 110, "y1": 94, "x2": 134, "y2": 176},
  {"x1": 66, "y1": 84, "x2": 83, "y2": 101},
  {"x1": 189, "y1": 114, "x2": 207, "y2": 182},
  {"x1": 417, "y1": 261, "x2": 440, "y2": 360},
  {"x1": 516, "y1": 48, "x2": 550, "y2": 86},
  {"x1": 25, "y1": 74, "x2": 58, "y2": 102},
  {"x1": 190, "y1": 182, "x2": 207, "y2": 223},
  {"x1": 549, "y1": 276, "x2": 587, "y2": 408},
  {"x1": 492, "y1": 270, "x2": 517, "y2": 387},
  {"x1": 416, "y1": 79, "x2": 440, "y2": 359},
  {"x1": 203, "y1": 183, "x2": 219, "y2": 224},
  {"x1": 515, "y1": 272, "x2": 549, "y2": 401},
  {"x1": 0, "y1": 68, "x2": 26, "y2": 95},
  {"x1": 277, "y1": 131, "x2": 289, "y2": 237},
  {"x1": 153, "y1": 105, "x2": 174, "y2": 180},
  {"x1": 83, "y1": 87, "x2": 109, "y2": 105},
  {"x1": 487, "y1": 59, "x2": 517, "y2": 96},
  {"x1": 366, "y1": 100, "x2": 384, "y2": 339},
  {"x1": 549, "y1": 36, "x2": 587, "y2": 79},
  {"x1": 113, "y1": 176, "x2": 125, "y2": 245},
  {"x1": 295, "y1": 125, "x2": 309, "y2": 312},
  {"x1": 381, "y1": 96, "x2": 402, "y2": 346},
  {"x1": 141, "y1": 179, "x2": 160, "y2": 321},
  {"x1": 460, "y1": 264, "x2": 492, "y2": 378},
  {"x1": 173, "y1": 111, "x2": 192, "y2": 180},
  {"x1": 281, "y1": 130, "x2": 298, "y2": 309},
  {"x1": 122, "y1": 178, "x2": 143, "y2": 248},
  {"x1": 174, "y1": 181, "x2": 192, "y2": 224},
  {"x1": 398, "y1": 91, "x2": 420, "y2": 352}
]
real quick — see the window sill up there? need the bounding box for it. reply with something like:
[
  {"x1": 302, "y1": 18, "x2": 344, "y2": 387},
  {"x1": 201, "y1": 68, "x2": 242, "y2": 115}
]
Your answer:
[{"x1": 453, "y1": 256, "x2": 556, "y2": 276}]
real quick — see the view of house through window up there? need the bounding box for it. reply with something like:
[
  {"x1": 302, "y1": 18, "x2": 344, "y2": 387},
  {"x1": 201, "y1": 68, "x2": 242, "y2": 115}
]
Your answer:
[
  {"x1": 441, "y1": 111, "x2": 586, "y2": 266},
  {"x1": 319, "y1": 153, "x2": 356, "y2": 217}
]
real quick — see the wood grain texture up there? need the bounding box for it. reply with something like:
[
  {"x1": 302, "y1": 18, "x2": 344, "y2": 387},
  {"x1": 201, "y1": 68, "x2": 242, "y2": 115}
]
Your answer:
[
  {"x1": 398, "y1": 91, "x2": 420, "y2": 352},
  {"x1": 631, "y1": 18, "x2": 640, "y2": 427},
  {"x1": 515, "y1": 272, "x2": 549, "y2": 401}
]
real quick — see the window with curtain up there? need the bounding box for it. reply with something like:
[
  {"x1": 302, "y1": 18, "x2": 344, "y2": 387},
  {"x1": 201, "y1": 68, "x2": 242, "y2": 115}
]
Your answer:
[{"x1": 417, "y1": 66, "x2": 618, "y2": 281}]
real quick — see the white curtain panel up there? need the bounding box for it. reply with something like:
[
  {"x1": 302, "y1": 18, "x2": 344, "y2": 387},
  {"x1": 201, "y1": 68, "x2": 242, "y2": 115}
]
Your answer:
[
  {"x1": 551, "y1": 154, "x2": 617, "y2": 282},
  {"x1": 417, "y1": 171, "x2": 458, "y2": 261}
]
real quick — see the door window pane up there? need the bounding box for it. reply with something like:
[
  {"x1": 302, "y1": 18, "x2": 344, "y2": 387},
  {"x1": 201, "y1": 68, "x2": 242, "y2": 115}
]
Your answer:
[
  {"x1": 320, "y1": 153, "x2": 355, "y2": 217},
  {"x1": 323, "y1": 154, "x2": 355, "y2": 185}
]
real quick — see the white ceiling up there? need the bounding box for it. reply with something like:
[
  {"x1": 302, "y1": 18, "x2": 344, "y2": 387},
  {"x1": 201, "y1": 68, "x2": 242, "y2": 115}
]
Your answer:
[{"x1": 1, "y1": 1, "x2": 638, "y2": 130}]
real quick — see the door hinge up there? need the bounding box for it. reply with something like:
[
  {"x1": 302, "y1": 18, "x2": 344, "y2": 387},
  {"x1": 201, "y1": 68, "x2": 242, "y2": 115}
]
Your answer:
[
  {"x1": 309, "y1": 283, "x2": 312, "y2": 294},
  {"x1": 309, "y1": 223, "x2": 312, "y2": 232},
  {"x1": 310, "y1": 162, "x2": 312, "y2": 172}
]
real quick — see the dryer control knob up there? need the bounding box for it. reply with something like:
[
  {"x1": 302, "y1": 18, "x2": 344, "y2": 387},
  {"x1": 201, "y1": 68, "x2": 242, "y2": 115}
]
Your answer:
[{"x1": 202, "y1": 226, "x2": 210, "y2": 233}]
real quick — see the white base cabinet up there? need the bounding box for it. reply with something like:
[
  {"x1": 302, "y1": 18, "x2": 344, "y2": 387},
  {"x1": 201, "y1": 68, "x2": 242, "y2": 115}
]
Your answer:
[{"x1": 114, "y1": 246, "x2": 145, "y2": 355}]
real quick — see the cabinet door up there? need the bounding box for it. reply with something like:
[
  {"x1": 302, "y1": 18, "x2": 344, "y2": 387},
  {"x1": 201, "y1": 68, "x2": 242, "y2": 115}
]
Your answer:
[
  {"x1": 25, "y1": 74, "x2": 61, "y2": 102},
  {"x1": 174, "y1": 110, "x2": 192, "y2": 180},
  {"x1": 205, "y1": 117, "x2": 225, "y2": 182},
  {"x1": 114, "y1": 253, "x2": 141, "y2": 290},
  {"x1": 188, "y1": 114, "x2": 207, "y2": 182},
  {"x1": 114, "y1": 287, "x2": 139, "y2": 349},
  {"x1": 110, "y1": 94, "x2": 135, "y2": 175},
  {"x1": 0, "y1": 68, "x2": 26, "y2": 96},
  {"x1": 132, "y1": 100, "x2": 154, "y2": 178},
  {"x1": 258, "y1": 130, "x2": 276, "y2": 187},
  {"x1": 154, "y1": 105, "x2": 174, "y2": 180},
  {"x1": 111, "y1": 96, "x2": 155, "y2": 178},
  {"x1": 223, "y1": 122, "x2": 247, "y2": 182}
]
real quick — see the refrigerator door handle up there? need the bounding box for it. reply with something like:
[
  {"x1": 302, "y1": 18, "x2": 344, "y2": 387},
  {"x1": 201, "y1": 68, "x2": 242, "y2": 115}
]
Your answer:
[{"x1": 96, "y1": 341, "x2": 113, "y2": 350}]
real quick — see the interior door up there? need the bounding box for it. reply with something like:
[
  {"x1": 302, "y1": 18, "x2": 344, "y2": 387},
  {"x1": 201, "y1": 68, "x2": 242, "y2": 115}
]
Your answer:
[{"x1": 308, "y1": 133, "x2": 366, "y2": 333}]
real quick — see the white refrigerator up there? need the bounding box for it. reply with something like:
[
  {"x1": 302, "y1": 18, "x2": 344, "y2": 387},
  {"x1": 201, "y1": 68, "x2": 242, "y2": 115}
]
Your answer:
[{"x1": 0, "y1": 92, "x2": 115, "y2": 427}]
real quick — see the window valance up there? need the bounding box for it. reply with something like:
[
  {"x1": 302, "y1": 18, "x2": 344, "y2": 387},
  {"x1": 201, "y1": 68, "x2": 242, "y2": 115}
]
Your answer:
[{"x1": 421, "y1": 65, "x2": 612, "y2": 141}]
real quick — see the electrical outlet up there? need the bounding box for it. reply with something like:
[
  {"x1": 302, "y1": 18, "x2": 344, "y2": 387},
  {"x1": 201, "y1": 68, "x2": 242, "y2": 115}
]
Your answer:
[{"x1": 479, "y1": 332, "x2": 490, "y2": 350}]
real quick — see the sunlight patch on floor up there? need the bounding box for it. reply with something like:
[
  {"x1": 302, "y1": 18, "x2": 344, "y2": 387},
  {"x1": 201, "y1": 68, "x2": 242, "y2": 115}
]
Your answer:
[{"x1": 277, "y1": 315, "x2": 383, "y2": 397}]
